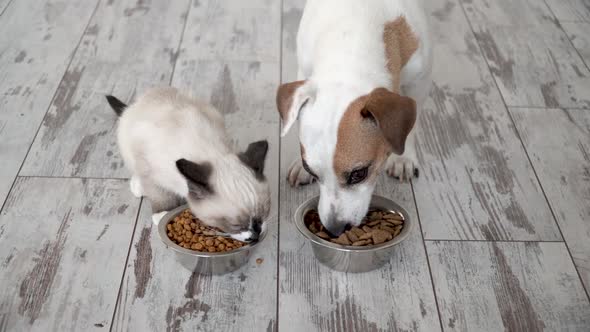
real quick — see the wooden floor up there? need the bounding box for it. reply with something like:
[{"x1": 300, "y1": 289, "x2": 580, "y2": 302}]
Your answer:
[{"x1": 1, "y1": 0, "x2": 589, "y2": 331}]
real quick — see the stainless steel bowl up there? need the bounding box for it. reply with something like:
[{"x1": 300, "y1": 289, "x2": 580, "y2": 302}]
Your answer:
[
  {"x1": 294, "y1": 195, "x2": 413, "y2": 273},
  {"x1": 157, "y1": 205, "x2": 266, "y2": 275}
]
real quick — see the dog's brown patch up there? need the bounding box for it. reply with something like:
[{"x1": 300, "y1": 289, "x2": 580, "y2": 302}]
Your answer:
[
  {"x1": 383, "y1": 17, "x2": 419, "y2": 92},
  {"x1": 333, "y1": 95, "x2": 390, "y2": 185},
  {"x1": 334, "y1": 89, "x2": 417, "y2": 184},
  {"x1": 276, "y1": 80, "x2": 306, "y2": 123}
]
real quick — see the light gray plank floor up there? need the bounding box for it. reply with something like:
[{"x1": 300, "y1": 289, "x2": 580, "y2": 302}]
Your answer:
[
  {"x1": 461, "y1": 0, "x2": 590, "y2": 108},
  {"x1": 511, "y1": 107, "x2": 590, "y2": 293},
  {"x1": 427, "y1": 241, "x2": 590, "y2": 331},
  {"x1": 0, "y1": 177, "x2": 140, "y2": 332},
  {"x1": 1, "y1": 0, "x2": 590, "y2": 331},
  {"x1": 562, "y1": 22, "x2": 590, "y2": 66},
  {"x1": 545, "y1": 0, "x2": 590, "y2": 22},
  {"x1": 0, "y1": 0, "x2": 99, "y2": 208},
  {"x1": 414, "y1": 0, "x2": 559, "y2": 241},
  {"x1": 20, "y1": 0, "x2": 190, "y2": 178}
]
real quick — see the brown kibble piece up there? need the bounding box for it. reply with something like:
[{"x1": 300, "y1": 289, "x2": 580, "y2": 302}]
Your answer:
[
  {"x1": 256, "y1": 258, "x2": 264, "y2": 265},
  {"x1": 218, "y1": 243, "x2": 225, "y2": 250},
  {"x1": 331, "y1": 233, "x2": 351, "y2": 245},
  {"x1": 350, "y1": 227, "x2": 365, "y2": 237},
  {"x1": 316, "y1": 231, "x2": 331, "y2": 239},
  {"x1": 359, "y1": 232, "x2": 373, "y2": 240},
  {"x1": 352, "y1": 240, "x2": 371, "y2": 246},
  {"x1": 367, "y1": 220, "x2": 381, "y2": 227},
  {"x1": 346, "y1": 230, "x2": 359, "y2": 242},
  {"x1": 362, "y1": 225, "x2": 373, "y2": 233},
  {"x1": 380, "y1": 225, "x2": 396, "y2": 235},
  {"x1": 372, "y1": 229, "x2": 391, "y2": 244}
]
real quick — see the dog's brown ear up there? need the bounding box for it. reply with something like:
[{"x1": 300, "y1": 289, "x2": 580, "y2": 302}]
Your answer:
[
  {"x1": 362, "y1": 88, "x2": 416, "y2": 155},
  {"x1": 276, "y1": 80, "x2": 314, "y2": 136}
]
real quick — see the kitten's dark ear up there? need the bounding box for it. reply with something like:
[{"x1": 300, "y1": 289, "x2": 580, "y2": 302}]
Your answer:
[
  {"x1": 176, "y1": 159, "x2": 213, "y2": 198},
  {"x1": 238, "y1": 140, "x2": 269, "y2": 179}
]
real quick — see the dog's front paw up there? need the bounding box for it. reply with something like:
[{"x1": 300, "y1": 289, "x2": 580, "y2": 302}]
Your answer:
[
  {"x1": 385, "y1": 154, "x2": 419, "y2": 181},
  {"x1": 287, "y1": 158, "x2": 315, "y2": 187}
]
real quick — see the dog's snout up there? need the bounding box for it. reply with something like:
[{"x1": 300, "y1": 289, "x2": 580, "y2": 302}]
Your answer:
[{"x1": 324, "y1": 221, "x2": 347, "y2": 237}]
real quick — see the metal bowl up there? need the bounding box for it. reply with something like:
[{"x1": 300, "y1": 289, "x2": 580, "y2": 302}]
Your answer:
[
  {"x1": 157, "y1": 205, "x2": 266, "y2": 275},
  {"x1": 294, "y1": 195, "x2": 413, "y2": 273}
]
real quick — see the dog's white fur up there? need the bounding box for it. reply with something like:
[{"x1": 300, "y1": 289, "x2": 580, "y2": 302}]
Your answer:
[
  {"x1": 115, "y1": 87, "x2": 270, "y2": 241},
  {"x1": 282, "y1": 0, "x2": 432, "y2": 233}
]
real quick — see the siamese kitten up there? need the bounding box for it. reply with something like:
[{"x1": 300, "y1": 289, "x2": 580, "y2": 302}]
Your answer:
[{"x1": 106, "y1": 87, "x2": 270, "y2": 242}]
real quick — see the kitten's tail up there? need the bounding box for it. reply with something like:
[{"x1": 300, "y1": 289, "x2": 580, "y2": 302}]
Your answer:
[{"x1": 106, "y1": 95, "x2": 127, "y2": 117}]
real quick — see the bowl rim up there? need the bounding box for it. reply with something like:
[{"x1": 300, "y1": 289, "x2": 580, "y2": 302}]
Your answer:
[
  {"x1": 157, "y1": 204, "x2": 266, "y2": 257},
  {"x1": 293, "y1": 195, "x2": 414, "y2": 252}
]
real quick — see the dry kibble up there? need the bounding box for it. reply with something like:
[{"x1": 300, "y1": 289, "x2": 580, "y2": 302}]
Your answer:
[
  {"x1": 367, "y1": 220, "x2": 381, "y2": 227},
  {"x1": 352, "y1": 240, "x2": 371, "y2": 246},
  {"x1": 256, "y1": 258, "x2": 264, "y2": 265},
  {"x1": 316, "y1": 231, "x2": 331, "y2": 239},
  {"x1": 372, "y1": 229, "x2": 392, "y2": 244},
  {"x1": 332, "y1": 233, "x2": 351, "y2": 245},
  {"x1": 359, "y1": 232, "x2": 373, "y2": 240},
  {"x1": 166, "y1": 209, "x2": 248, "y2": 253},
  {"x1": 350, "y1": 227, "x2": 365, "y2": 237},
  {"x1": 305, "y1": 208, "x2": 405, "y2": 247},
  {"x1": 346, "y1": 230, "x2": 359, "y2": 242}
]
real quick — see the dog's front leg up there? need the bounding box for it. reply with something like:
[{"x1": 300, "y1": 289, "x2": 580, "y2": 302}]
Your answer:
[{"x1": 287, "y1": 158, "x2": 316, "y2": 187}]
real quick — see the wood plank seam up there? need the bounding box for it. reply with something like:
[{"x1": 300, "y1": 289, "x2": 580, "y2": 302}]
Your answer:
[
  {"x1": 0, "y1": 0, "x2": 14, "y2": 17},
  {"x1": 423, "y1": 239, "x2": 564, "y2": 243},
  {"x1": 18, "y1": 175, "x2": 130, "y2": 181},
  {"x1": 542, "y1": 0, "x2": 590, "y2": 72},
  {"x1": 167, "y1": 0, "x2": 194, "y2": 86},
  {"x1": 411, "y1": 181, "x2": 445, "y2": 331},
  {"x1": 510, "y1": 105, "x2": 590, "y2": 110},
  {"x1": 108, "y1": 199, "x2": 144, "y2": 332},
  {"x1": 0, "y1": 0, "x2": 102, "y2": 215},
  {"x1": 276, "y1": 1, "x2": 284, "y2": 331},
  {"x1": 107, "y1": 0, "x2": 193, "y2": 329},
  {"x1": 457, "y1": 0, "x2": 590, "y2": 303}
]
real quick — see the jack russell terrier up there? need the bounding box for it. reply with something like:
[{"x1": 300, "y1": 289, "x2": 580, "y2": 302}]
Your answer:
[{"x1": 277, "y1": 0, "x2": 432, "y2": 235}]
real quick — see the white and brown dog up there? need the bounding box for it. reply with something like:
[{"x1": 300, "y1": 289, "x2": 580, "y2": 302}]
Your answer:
[{"x1": 277, "y1": 0, "x2": 432, "y2": 235}]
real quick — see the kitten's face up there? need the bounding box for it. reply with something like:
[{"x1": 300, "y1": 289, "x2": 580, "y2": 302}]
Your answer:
[{"x1": 176, "y1": 140, "x2": 270, "y2": 242}]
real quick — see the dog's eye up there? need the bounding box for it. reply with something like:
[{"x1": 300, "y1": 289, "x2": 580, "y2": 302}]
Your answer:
[
  {"x1": 302, "y1": 159, "x2": 319, "y2": 179},
  {"x1": 347, "y1": 167, "x2": 369, "y2": 185}
]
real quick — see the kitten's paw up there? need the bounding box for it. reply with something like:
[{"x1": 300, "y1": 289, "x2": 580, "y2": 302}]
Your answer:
[
  {"x1": 152, "y1": 211, "x2": 168, "y2": 225},
  {"x1": 130, "y1": 176, "x2": 143, "y2": 198}
]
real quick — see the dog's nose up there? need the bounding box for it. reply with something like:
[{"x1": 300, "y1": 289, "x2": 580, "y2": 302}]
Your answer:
[{"x1": 324, "y1": 222, "x2": 347, "y2": 237}]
